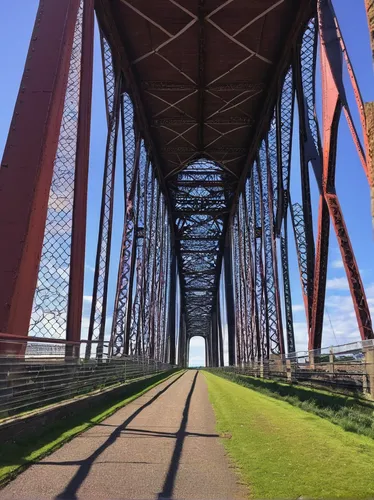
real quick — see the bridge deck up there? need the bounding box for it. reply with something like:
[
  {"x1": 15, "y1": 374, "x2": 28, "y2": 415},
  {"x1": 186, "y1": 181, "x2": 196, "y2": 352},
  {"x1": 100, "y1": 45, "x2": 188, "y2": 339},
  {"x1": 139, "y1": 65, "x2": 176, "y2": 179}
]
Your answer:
[{"x1": 1, "y1": 371, "x2": 246, "y2": 500}]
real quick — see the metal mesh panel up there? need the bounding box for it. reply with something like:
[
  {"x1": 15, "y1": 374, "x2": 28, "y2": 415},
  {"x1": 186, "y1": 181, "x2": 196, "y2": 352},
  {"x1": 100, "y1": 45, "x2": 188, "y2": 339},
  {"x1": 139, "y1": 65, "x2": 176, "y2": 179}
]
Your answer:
[{"x1": 30, "y1": 2, "x2": 83, "y2": 338}]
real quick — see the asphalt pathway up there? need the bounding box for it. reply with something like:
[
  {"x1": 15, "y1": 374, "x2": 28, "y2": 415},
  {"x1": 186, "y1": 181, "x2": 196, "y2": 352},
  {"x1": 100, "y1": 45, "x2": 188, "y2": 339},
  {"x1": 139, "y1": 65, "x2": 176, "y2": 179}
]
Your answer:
[{"x1": 1, "y1": 370, "x2": 246, "y2": 499}]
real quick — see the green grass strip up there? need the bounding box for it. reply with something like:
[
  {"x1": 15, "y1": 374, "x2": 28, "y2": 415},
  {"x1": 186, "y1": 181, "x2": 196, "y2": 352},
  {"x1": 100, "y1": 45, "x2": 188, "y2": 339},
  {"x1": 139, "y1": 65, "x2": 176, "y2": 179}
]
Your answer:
[
  {"x1": 0, "y1": 369, "x2": 183, "y2": 487},
  {"x1": 204, "y1": 371, "x2": 374, "y2": 499},
  {"x1": 208, "y1": 369, "x2": 374, "y2": 440}
]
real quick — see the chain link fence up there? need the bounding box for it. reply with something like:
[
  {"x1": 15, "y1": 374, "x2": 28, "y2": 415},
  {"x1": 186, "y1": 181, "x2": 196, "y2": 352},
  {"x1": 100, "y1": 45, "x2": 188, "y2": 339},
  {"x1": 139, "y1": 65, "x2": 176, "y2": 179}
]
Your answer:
[
  {"x1": 208, "y1": 340, "x2": 374, "y2": 397},
  {"x1": 0, "y1": 336, "x2": 173, "y2": 420}
]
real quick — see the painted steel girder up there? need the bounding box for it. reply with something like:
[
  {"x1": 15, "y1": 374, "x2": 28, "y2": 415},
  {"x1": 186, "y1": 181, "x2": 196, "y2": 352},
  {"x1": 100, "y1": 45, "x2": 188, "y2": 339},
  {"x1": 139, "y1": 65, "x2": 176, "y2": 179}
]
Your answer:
[
  {"x1": 110, "y1": 97, "x2": 140, "y2": 356},
  {"x1": 294, "y1": 24, "x2": 316, "y2": 329},
  {"x1": 318, "y1": 2, "x2": 374, "y2": 341},
  {"x1": 295, "y1": 17, "x2": 329, "y2": 351},
  {"x1": 87, "y1": 36, "x2": 121, "y2": 357},
  {"x1": 276, "y1": 66, "x2": 294, "y2": 233},
  {"x1": 276, "y1": 65, "x2": 296, "y2": 354},
  {"x1": 258, "y1": 148, "x2": 284, "y2": 356}
]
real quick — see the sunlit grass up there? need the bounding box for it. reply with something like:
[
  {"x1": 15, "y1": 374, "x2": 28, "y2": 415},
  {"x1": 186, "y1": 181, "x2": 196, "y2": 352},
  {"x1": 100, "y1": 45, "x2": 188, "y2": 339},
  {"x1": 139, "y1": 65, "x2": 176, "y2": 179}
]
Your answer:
[
  {"x1": 208, "y1": 369, "x2": 374, "y2": 439},
  {"x1": 204, "y1": 371, "x2": 374, "y2": 499}
]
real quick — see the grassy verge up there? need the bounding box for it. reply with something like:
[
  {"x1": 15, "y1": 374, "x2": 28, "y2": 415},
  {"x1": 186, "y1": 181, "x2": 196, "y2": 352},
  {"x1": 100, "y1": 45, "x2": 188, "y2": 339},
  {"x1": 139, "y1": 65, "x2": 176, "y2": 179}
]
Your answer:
[
  {"x1": 204, "y1": 371, "x2": 374, "y2": 499},
  {"x1": 208, "y1": 369, "x2": 374, "y2": 439},
  {"x1": 0, "y1": 369, "x2": 183, "y2": 486}
]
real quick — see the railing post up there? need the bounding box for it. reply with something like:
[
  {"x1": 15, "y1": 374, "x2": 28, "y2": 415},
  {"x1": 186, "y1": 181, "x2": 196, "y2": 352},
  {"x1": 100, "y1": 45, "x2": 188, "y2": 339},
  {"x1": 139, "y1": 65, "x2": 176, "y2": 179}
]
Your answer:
[
  {"x1": 286, "y1": 359, "x2": 293, "y2": 383},
  {"x1": 364, "y1": 347, "x2": 374, "y2": 399},
  {"x1": 328, "y1": 349, "x2": 334, "y2": 374}
]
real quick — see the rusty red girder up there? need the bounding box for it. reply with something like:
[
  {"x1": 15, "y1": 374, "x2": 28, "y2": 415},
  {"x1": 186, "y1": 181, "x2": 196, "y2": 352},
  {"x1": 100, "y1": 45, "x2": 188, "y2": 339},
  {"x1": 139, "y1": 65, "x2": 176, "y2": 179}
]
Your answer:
[
  {"x1": 0, "y1": 0, "x2": 81, "y2": 339},
  {"x1": 317, "y1": 0, "x2": 373, "y2": 342}
]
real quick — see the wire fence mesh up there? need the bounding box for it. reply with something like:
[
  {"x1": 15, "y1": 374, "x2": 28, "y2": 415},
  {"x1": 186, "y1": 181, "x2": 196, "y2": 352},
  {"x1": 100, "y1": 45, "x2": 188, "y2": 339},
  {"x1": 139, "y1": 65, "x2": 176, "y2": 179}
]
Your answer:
[
  {"x1": 208, "y1": 339, "x2": 374, "y2": 397},
  {"x1": 0, "y1": 337, "x2": 173, "y2": 420}
]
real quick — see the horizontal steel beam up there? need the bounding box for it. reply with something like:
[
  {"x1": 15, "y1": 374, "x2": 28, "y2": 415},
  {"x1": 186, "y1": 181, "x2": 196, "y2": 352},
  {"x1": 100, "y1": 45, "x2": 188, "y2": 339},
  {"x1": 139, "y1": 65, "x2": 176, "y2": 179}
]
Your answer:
[
  {"x1": 143, "y1": 81, "x2": 264, "y2": 92},
  {"x1": 153, "y1": 117, "x2": 253, "y2": 126},
  {"x1": 162, "y1": 147, "x2": 247, "y2": 154},
  {"x1": 173, "y1": 209, "x2": 228, "y2": 216},
  {"x1": 176, "y1": 236, "x2": 223, "y2": 241},
  {"x1": 181, "y1": 249, "x2": 218, "y2": 254}
]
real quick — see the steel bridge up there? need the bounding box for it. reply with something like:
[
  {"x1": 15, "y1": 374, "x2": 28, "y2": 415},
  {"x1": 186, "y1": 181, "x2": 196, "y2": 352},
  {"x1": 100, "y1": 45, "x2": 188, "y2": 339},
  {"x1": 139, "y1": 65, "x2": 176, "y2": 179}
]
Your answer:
[{"x1": 0, "y1": 0, "x2": 374, "y2": 369}]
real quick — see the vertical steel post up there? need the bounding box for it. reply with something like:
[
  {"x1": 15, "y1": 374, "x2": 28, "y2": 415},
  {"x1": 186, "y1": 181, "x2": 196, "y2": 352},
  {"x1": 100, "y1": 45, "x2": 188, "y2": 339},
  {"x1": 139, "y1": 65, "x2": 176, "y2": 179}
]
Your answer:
[
  {"x1": 224, "y1": 223, "x2": 236, "y2": 366},
  {"x1": 211, "y1": 309, "x2": 218, "y2": 367},
  {"x1": 0, "y1": 0, "x2": 80, "y2": 337},
  {"x1": 294, "y1": 52, "x2": 315, "y2": 331},
  {"x1": 178, "y1": 309, "x2": 186, "y2": 367},
  {"x1": 205, "y1": 337, "x2": 209, "y2": 368},
  {"x1": 167, "y1": 253, "x2": 177, "y2": 364},
  {"x1": 217, "y1": 293, "x2": 224, "y2": 366},
  {"x1": 67, "y1": 0, "x2": 94, "y2": 345},
  {"x1": 124, "y1": 231, "x2": 138, "y2": 355}
]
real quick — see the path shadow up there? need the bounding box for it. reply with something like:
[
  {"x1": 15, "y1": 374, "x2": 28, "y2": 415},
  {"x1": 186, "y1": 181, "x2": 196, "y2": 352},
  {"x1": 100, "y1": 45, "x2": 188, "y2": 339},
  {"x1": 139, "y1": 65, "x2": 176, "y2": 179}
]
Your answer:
[
  {"x1": 54, "y1": 372, "x2": 184, "y2": 499},
  {"x1": 157, "y1": 370, "x2": 198, "y2": 500}
]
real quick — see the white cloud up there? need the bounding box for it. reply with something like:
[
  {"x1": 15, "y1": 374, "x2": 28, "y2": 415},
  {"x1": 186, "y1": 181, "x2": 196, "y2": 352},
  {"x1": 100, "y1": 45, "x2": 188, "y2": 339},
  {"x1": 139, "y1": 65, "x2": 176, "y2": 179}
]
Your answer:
[
  {"x1": 292, "y1": 304, "x2": 305, "y2": 313},
  {"x1": 289, "y1": 281, "x2": 374, "y2": 352},
  {"x1": 83, "y1": 295, "x2": 93, "y2": 303},
  {"x1": 326, "y1": 277, "x2": 349, "y2": 291},
  {"x1": 331, "y1": 259, "x2": 344, "y2": 269},
  {"x1": 85, "y1": 264, "x2": 95, "y2": 273}
]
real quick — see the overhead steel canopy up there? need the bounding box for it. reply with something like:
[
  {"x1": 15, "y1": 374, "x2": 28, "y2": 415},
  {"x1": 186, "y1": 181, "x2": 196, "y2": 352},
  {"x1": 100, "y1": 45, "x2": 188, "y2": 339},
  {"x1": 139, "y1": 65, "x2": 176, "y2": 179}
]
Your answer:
[{"x1": 96, "y1": 0, "x2": 313, "y2": 338}]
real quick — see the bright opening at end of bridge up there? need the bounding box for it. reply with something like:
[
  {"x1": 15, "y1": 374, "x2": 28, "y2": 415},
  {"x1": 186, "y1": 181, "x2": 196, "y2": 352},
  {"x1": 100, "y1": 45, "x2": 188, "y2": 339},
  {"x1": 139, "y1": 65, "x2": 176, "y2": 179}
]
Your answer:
[{"x1": 188, "y1": 336, "x2": 207, "y2": 367}]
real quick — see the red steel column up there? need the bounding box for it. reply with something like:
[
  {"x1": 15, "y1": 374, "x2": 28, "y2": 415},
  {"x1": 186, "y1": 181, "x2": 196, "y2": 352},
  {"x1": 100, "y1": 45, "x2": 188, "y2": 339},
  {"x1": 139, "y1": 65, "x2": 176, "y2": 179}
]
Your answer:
[
  {"x1": 319, "y1": 16, "x2": 373, "y2": 341},
  {"x1": 67, "y1": 0, "x2": 95, "y2": 343},
  {"x1": 0, "y1": 0, "x2": 80, "y2": 336},
  {"x1": 365, "y1": 0, "x2": 374, "y2": 231}
]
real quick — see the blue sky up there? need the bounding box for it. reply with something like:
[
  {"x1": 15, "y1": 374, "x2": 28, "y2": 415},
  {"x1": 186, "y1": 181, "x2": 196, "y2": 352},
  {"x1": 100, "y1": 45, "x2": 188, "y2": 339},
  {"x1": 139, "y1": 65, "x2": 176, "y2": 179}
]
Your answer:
[{"x1": 0, "y1": 1, "x2": 373, "y2": 366}]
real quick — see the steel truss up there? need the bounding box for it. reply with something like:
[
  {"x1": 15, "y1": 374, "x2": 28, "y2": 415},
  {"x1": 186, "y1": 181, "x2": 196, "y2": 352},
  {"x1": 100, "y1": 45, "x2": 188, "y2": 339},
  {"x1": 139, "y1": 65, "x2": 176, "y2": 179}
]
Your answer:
[
  {"x1": 170, "y1": 159, "x2": 235, "y2": 358},
  {"x1": 229, "y1": 0, "x2": 373, "y2": 362},
  {"x1": 1, "y1": 0, "x2": 373, "y2": 367}
]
